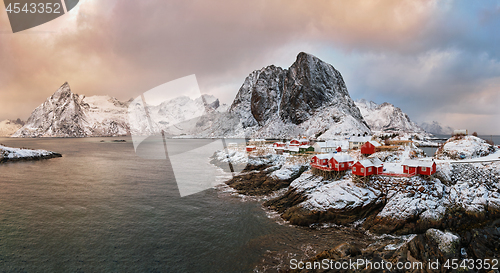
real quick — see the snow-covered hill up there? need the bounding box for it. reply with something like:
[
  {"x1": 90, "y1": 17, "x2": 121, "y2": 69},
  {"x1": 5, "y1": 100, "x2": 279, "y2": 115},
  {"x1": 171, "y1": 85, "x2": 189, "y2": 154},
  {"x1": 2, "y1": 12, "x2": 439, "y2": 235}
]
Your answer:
[
  {"x1": 355, "y1": 99, "x2": 424, "y2": 133},
  {"x1": 201, "y1": 52, "x2": 371, "y2": 139},
  {"x1": 0, "y1": 119, "x2": 24, "y2": 137},
  {"x1": 13, "y1": 83, "x2": 131, "y2": 137}
]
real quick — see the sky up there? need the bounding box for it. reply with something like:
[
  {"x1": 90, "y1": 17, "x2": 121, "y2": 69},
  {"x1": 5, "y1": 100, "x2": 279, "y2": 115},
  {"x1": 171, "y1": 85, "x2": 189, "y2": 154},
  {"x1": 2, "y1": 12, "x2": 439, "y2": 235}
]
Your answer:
[{"x1": 0, "y1": 0, "x2": 499, "y2": 134}]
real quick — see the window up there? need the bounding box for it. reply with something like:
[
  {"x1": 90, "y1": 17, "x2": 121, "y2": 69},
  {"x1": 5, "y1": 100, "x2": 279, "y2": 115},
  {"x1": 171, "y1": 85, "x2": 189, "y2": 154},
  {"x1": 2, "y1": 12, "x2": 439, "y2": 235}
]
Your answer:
[
  {"x1": 368, "y1": 167, "x2": 372, "y2": 172},
  {"x1": 405, "y1": 166, "x2": 408, "y2": 170},
  {"x1": 353, "y1": 167, "x2": 356, "y2": 172},
  {"x1": 422, "y1": 167, "x2": 426, "y2": 171},
  {"x1": 360, "y1": 168, "x2": 364, "y2": 173},
  {"x1": 341, "y1": 164, "x2": 344, "y2": 168},
  {"x1": 335, "y1": 164, "x2": 339, "y2": 169}
]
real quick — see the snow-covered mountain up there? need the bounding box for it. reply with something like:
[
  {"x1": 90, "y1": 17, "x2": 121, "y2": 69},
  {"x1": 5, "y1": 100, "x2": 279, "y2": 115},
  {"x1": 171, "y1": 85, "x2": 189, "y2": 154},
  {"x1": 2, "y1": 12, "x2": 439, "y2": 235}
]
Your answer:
[
  {"x1": 420, "y1": 121, "x2": 454, "y2": 135},
  {"x1": 128, "y1": 94, "x2": 227, "y2": 137},
  {"x1": 14, "y1": 82, "x2": 227, "y2": 138},
  {"x1": 13, "y1": 83, "x2": 131, "y2": 137},
  {"x1": 0, "y1": 119, "x2": 24, "y2": 137},
  {"x1": 201, "y1": 52, "x2": 371, "y2": 139},
  {"x1": 355, "y1": 99, "x2": 424, "y2": 133}
]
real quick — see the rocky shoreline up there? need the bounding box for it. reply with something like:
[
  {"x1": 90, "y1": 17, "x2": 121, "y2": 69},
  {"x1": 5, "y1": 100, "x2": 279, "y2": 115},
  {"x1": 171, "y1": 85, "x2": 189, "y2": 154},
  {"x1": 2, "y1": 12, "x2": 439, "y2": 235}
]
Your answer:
[
  {"x1": 214, "y1": 150, "x2": 500, "y2": 272},
  {"x1": 0, "y1": 145, "x2": 62, "y2": 163}
]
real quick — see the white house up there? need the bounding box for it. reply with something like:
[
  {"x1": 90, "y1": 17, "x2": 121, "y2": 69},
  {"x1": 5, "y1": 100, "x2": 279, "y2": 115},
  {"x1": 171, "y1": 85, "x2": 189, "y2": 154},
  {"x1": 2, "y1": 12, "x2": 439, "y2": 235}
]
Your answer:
[
  {"x1": 348, "y1": 136, "x2": 372, "y2": 150},
  {"x1": 313, "y1": 140, "x2": 348, "y2": 153}
]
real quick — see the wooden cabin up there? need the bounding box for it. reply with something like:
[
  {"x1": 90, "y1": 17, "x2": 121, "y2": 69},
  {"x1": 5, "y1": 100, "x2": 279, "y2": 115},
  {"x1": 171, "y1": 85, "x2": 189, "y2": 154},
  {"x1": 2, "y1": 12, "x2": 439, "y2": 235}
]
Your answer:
[
  {"x1": 328, "y1": 153, "x2": 355, "y2": 171},
  {"x1": 299, "y1": 138, "x2": 309, "y2": 146},
  {"x1": 275, "y1": 147, "x2": 284, "y2": 155},
  {"x1": 352, "y1": 158, "x2": 383, "y2": 176},
  {"x1": 246, "y1": 146, "x2": 256, "y2": 152},
  {"x1": 299, "y1": 145, "x2": 314, "y2": 153},
  {"x1": 402, "y1": 159, "x2": 436, "y2": 175},
  {"x1": 311, "y1": 154, "x2": 331, "y2": 170},
  {"x1": 360, "y1": 140, "x2": 381, "y2": 155}
]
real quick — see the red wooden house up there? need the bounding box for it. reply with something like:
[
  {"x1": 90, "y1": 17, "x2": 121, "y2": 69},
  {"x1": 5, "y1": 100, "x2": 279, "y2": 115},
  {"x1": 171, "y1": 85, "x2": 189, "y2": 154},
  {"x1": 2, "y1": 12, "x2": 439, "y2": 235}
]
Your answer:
[
  {"x1": 336, "y1": 147, "x2": 342, "y2": 152},
  {"x1": 311, "y1": 154, "x2": 331, "y2": 170},
  {"x1": 402, "y1": 160, "x2": 436, "y2": 175},
  {"x1": 246, "y1": 146, "x2": 256, "y2": 152},
  {"x1": 289, "y1": 139, "x2": 300, "y2": 146},
  {"x1": 299, "y1": 139, "x2": 309, "y2": 146},
  {"x1": 328, "y1": 153, "x2": 355, "y2": 171},
  {"x1": 352, "y1": 158, "x2": 383, "y2": 176},
  {"x1": 360, "y1": 140, "x2": 381, "y2": 155},
  {"x1": 273, "y1": 142, "x2": 286, "y2": 148}
]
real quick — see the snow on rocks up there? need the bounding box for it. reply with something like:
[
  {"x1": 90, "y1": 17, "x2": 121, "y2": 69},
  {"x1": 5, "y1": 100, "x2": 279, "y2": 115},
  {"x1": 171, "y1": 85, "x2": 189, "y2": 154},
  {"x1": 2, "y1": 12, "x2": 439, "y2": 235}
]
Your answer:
[
  {"x1": 289, "y1": 172, "x2": 382, "y2": 211},
  {"x1": 269, "y1": 164, "x2": 304, "y2": 180},
  {"x1": 425, "y1": 229, "x2": 460, "y2": 255},
  {"x1": 0, "y1": 145, "x2": 61, "y2": 162},
  {"x1": 435, "y1": 135, "x2": 496, "y2": 160}
]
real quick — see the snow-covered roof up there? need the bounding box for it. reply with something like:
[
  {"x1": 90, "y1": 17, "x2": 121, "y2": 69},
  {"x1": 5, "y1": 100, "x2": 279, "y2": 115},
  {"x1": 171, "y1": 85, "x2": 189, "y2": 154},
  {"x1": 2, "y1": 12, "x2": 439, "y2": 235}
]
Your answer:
[
  {"x1": 349, "y1": 136, "x2": 371, "y2": 142},
  {"x1": 332, "y1": 153, "x2": 354, "y2": 163},
  {"x1": 314, "y1": 142, "x2": 326, "y2": 148},
  {"x1": 289, "y1": 147, "x2": 299, "y2": 152},
  {"x1": 367, "y1": 140, "x2": 381, "y2": 147},
  {"x1": 314, "y1": 140, "x2": 348, "y2": 148},
  {"x1": 402, "y1": 159, "x2": 435, "y2": 167},
  {"x1": 357, "y1": 157, "x2": 383, "y2": 167},
  {"x1": 299, "y1": 145, "x2": 311, "y2": 149},
  {"x1": 246, "y1": 145, "x2": 256, "y2": 148},
  {"x1": 314, "y1": 154, "x2": 331, "y2": 160}
]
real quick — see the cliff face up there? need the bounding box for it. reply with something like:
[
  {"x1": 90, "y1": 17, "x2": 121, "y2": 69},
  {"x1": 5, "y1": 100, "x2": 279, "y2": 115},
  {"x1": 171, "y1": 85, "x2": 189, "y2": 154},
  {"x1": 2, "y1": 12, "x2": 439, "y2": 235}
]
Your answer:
[{"x1": 227, "y1": 52, "x2": 370, "y2": 139}]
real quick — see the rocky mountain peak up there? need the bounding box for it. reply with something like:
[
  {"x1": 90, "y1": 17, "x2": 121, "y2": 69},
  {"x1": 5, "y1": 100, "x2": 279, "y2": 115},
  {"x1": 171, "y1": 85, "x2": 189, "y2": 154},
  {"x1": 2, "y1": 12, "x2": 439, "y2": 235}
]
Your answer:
[
  {"x1": 226, "y1": 52, "x2": 370, "y2": 138},
  {"x1": 282, "y1": 52, "x2": 353, "y2": 125}
]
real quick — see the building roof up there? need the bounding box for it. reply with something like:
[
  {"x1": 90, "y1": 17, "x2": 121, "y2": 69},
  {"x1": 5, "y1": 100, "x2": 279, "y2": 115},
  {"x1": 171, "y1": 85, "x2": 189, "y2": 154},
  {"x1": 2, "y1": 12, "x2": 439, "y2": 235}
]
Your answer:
[
  {"x1": 349, "y1": 136, "x2": 372, "y2": 143},
  {"x1": 402, "y1": 159, "x2": 435, "y2": 168},
  {"x1": 314, "y1": 154, "x2": 332, "y2": 160},
  {"x1": 314, "y1": 140, "x2": 348, "y2": 148},
  {"x1": 357, "y1": 157, "x2": 383, "y2": 167},
  {"x1": 289, "y1": 147, "x2": 299, "y2": 152},
  {"x1": 367, "y1": 140, "x2": 381, "y2": 147},
  {"x1": 331, "y1": 153, "x2": 354, "y2": 163}
]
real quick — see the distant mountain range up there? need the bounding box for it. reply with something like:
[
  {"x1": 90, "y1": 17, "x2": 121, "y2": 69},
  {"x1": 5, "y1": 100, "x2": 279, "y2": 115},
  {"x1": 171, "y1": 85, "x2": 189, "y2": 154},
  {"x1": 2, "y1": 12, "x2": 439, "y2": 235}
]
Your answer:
[
  {"x1": 355, "y1": 99, "x2": 424, "y2": 133},
  {"x1": 8, "y1": 52, "x2": 434, "y2": 138},
  {"x1": 0, "y1": 119, "x2": 24, "y2": 137},
  {"x1": 419, "y1": 121, "x2": 454, "y2": 135}
]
